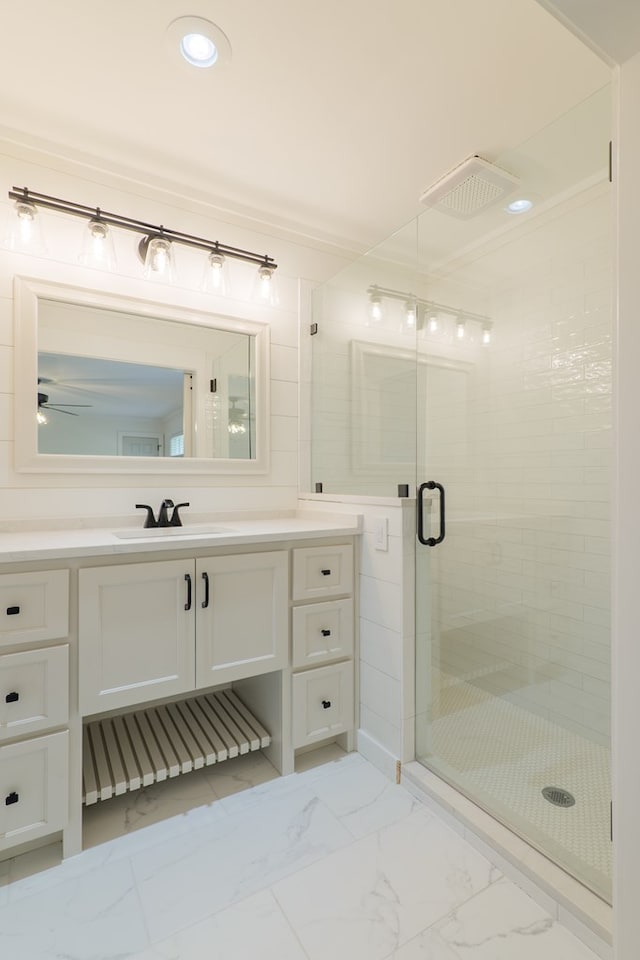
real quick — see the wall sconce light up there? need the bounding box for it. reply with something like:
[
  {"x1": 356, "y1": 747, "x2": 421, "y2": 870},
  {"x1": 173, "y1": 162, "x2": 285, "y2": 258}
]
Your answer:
[
  {"x1": 6, "y1": 186, "x2": 278, "y2": 298},
  {"x1": 456, "y1": 318, "x2": 466, "y2": 340},
  {"x1": 482, "y1": 322, "x2": 492, "y2": 345},
  {"x1": 404, "y1": 300, "x2": 417, "y2": 330},
  {"x1": 428, "y1": 314, "x2": 439, "y2": 333}
]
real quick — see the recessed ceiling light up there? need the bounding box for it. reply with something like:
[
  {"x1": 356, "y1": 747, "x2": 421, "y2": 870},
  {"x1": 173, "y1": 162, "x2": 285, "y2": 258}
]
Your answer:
[
  {"x1": 167, "y1": 16, "x2": 231, "y2": 72},
  {"x1": 506, "y1": 198, "x2": 533, "y2": 215}
]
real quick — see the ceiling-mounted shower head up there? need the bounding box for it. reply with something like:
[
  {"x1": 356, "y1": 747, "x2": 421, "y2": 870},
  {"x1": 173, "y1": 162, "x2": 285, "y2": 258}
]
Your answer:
[{"x1": 419, "y1": 155, "x2": 519, "y2": 220}]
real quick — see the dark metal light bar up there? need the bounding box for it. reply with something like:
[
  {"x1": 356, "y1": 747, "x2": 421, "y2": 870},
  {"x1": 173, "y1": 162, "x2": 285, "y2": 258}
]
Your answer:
[{"x1": 8, "y1": 186, "x2": 278, "y2": 270}]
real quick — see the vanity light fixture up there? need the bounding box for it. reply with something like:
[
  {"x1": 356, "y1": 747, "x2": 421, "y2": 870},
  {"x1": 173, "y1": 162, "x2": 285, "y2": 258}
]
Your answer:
[
  {"x1": 6, "y1": 187, "x2": 278, "y2": 296},
  {"x1": 367, "y1": 284, "x2": 492, "y2": 344}
]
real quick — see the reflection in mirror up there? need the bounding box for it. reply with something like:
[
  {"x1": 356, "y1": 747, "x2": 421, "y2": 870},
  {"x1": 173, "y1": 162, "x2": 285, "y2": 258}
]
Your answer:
[
  {"x1": 14, "y1": 278, "x2": 268, "y2": 474},
  {"x1": 37, "y1": 354, "x2": 190, "y2": 457}
]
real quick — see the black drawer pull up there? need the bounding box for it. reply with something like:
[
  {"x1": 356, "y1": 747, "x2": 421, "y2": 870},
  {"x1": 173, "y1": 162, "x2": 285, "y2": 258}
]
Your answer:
[
  {"x1": 6, "y1": 606, "x2": 20, "y2": 616},
  {"x1": 5, "y1": 792, "x2": 19, "y2": 806},
  {"x1": 5, "y1": 691, "x2": 19, "y2": 703},
  {"x1": 184, "y1": 574, "x2": 192, "y2": 611},
  {"x1": 320, "y1": 569, "x2": 331, "y2": 576},
  {"x1": 201, "y1": 571, "x2": 210, "y2": 609},
  {"x1": 321, "y1": 629, "x2": 331, "y2": 637},
  {"x1": 321, "y1": 699, "x2": 331, "y2": 709}
]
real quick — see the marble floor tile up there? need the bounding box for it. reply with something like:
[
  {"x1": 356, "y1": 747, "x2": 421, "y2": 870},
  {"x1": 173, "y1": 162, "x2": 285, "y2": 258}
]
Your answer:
[
  {"x1": 126, "y1": 890, "x2": 308, "y2": 960},
  {"x1": 133, "y1": 783, "x2": 353, "y2": 943},
  {"x1": 83, "y1": 763, "x2": 222, "y2": 849},
  {"x1": 273, "y1": 806, "x2": 502, "y2": 960},
  {"x1": 429, "y1": 877, "x2": 601, "y2": 960},
  {"x1": 312, "y1": 759, "x2": 419, "y2": 839},
  {"x1": 0, "y1": 858, "x2": 149, "y2": 960}
]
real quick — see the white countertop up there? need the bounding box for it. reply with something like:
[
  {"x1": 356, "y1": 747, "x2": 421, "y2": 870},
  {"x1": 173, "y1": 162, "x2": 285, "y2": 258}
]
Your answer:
[{"x1": 0, "y1": 512, "x2": 362, "y2": 564}]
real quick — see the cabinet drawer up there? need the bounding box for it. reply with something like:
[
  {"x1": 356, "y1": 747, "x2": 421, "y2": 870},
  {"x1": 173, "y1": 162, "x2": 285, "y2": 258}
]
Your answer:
[
  {"x1": 0, "y1": 731, "x2": 69, "y2": 851},
  {"x1": 0, "y1": 645, "x2": 69, "y2": 741},
  {"x1": 292, "y1": 545, "x2": 353, "y2": 601},
  {"x1": 292, "y1": 661, "x2": 354, "y2": 748},
  {"x1": 0, "y1": 570, "x2": 69, "y2": 648},
  {"x1": 292, "y1": 599, "x2": 353, "y2": 669}
]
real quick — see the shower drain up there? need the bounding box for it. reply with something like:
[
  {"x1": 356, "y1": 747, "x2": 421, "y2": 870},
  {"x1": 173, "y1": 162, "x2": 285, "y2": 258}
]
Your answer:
[{"x1": 542, "y1": 786, "x2": 576, "y2": 808}]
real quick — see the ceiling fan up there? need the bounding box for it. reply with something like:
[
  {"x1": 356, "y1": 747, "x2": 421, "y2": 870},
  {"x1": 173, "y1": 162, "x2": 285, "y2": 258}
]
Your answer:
[{"x1": 37, "y1": 388, "x2": 92, "y2": 417}]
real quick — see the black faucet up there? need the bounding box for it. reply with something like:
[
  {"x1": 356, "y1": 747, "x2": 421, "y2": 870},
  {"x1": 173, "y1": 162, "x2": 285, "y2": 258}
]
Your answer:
[{"x1": 135, "y1": 500, "x2": 190, "y2": 528}]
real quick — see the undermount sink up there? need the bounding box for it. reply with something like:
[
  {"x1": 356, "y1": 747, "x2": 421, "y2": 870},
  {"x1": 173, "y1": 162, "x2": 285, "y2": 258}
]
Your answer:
[{"x1": 113, "y1": 525, "x2": 233, "y2": 540}]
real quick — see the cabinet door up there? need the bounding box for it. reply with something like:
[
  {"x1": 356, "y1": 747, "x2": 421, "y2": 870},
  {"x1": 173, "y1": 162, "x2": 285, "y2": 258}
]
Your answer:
[
  {"x1": 0, "y1": 731, "x2": 68, "y2": 852},
  {"x1": 196, "y1": 551, "x2": 288, "y2": 688},
  {"x1": 79, "y1": 561, "x2": 195, "y2": 716},
  {"x1": 291, "y1": 661, "x2": 354, "y2": 748}
]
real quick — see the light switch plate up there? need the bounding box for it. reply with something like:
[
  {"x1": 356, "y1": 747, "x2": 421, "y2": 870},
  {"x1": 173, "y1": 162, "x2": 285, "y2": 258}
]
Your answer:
[{"x1": 374, "y1": 517, "x2": 388, "y2": 551}]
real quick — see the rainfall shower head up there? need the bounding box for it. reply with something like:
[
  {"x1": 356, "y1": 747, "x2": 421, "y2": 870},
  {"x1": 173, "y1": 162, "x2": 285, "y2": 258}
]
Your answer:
[{"x1": 419, "y1": 155, "x2": 519, "y2": 220}]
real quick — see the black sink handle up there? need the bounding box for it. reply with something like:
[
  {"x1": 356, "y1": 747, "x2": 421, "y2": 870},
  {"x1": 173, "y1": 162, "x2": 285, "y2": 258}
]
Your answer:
[
  {"x1": 170, "y1": 502, "x2": 190, "y2": 527},
  {"x1": 135, "y1": 504, "x2": 157, "y2": 528}
]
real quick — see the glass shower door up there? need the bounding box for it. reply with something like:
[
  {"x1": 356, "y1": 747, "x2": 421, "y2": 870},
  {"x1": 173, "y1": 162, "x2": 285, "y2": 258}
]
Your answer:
[{"x1": 414, "y1": 88, "x2": 612, "y2": 901}]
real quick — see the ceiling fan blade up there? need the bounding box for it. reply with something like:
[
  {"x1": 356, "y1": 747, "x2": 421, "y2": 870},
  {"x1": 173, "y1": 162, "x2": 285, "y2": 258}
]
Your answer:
[
  {"x1": 46, "y1": 402, "x2": 93, "y2": 408},
  {"x1": 44, "y1": 405, "x2": 79, "y2": 416}
]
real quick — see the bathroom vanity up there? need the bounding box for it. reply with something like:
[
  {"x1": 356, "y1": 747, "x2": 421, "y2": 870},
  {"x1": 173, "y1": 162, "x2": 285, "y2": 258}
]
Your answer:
[{"x1": 0, "y1": 513, "x2": 360, "y2": 861}]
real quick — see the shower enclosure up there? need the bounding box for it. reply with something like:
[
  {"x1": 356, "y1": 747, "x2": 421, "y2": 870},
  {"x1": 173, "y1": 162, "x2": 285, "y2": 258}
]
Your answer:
[{"x1": 310, "y1": 87, "x2": 612, "y2": 901}]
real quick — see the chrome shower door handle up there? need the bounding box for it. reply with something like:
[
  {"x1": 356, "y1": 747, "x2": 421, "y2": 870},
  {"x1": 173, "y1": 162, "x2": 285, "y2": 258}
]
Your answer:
[{"x1": 417, "y1": 481, "x2": 446, "y2": 547}]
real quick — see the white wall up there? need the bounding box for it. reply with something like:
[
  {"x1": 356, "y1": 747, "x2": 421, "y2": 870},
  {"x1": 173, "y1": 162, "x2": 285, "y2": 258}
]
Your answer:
[{"x1": 0, "y1": 142, "x2": 350, "y2": 525}]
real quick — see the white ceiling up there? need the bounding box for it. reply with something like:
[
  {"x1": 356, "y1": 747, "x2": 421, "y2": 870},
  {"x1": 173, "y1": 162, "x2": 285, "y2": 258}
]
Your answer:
[
  {"x1": 536, "y1": 0, "x2": 640, "y2": 65},
  {"x1": 0, "y1": 0, "x2": 610, "y2": 253}
]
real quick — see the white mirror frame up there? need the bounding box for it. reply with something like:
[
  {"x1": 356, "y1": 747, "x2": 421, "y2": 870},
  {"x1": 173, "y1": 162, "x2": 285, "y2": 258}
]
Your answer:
[{"x1": 14, "y1": 276, "x2": 270, "y2": 475}]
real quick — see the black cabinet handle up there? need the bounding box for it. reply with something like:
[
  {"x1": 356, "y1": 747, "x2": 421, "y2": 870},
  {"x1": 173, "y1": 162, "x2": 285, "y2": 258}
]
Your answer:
[
  {"x1": 184, "y1": 573, "x2": 192, "y2": 611},
  {"x1": 321, "y1": 569, "x2": 331, "y2": 576},
  {"x1": 321, "y1": 700, "x2": 331, "y2": 709},
  {"x1": 6, "y1": 606, "x2": 20, "y2": 616},
  {"x1": 417, "y1": 481, "x2": 446, "y2": 547},
  {"x1": 321, "y1": 629, "x2": 331, "y2": 637},
  {"x1": 5, "y1": 692, "x2": 19, "y2": 703},
  {"x1": 201, "y1": 571, "x2": 210, "y2": 609},
  {"x1": 5, "y1": 792, "x2": 19, "y2": 806}
]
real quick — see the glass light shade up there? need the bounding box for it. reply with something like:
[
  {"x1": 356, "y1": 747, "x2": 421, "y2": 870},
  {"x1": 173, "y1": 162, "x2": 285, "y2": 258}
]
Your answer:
[
  {"x1": 252, "y1": 263, "x2": 279, "y2": 306},
  {"x1": 201, "y1": 251, "x2": 228, "y2": 295},
  {"x1": 36, "y1": 409, "x2": 48, "y2": 425},
  {"x1": 142, "y1": 235, "x2": 176, "y2": 282},
  {"x1": 482, "y1": 324, "x2": 492, "y2": 345},
  {"x1": 404, "y1": 300, "x2": 417, "y2": 330},
  {"x1": 428, "y1": 314, "x2": 439, "y2": 333},
  {"x1": 5, "y1": 199, "x2": 47, "y2": 253},
  {"x1": 369, "y1": 296, "x2": 383, "y2": 323},
  {"x1": 79, "y1": 218, "x2": 116, "y2": 270},
  {"x1": 456, "y1": 319, "x2": 466, "y2": 340}
]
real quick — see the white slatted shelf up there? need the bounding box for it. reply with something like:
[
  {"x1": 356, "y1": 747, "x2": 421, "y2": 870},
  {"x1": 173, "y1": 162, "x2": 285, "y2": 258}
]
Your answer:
[{"x1": 82, "y1": 690, "x2": 271, "y2": 805}]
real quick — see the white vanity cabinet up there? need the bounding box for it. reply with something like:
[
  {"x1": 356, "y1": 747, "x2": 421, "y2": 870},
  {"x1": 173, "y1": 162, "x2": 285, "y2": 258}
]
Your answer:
[
  {"x1": 79, "y1": 551, "x2": 288, "y2": 717},
  {"x1": 290, "y1": 545, "x2": 355, "y2": 750},
  {"x1": 0, "y1": 569, "x2": 70, "y2": 854}
]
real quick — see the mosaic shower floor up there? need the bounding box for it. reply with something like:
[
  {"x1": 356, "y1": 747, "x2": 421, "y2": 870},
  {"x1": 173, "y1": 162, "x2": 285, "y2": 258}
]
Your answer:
[{"x1": 418, "y1": 673, "x2": 611, "y2": 901}]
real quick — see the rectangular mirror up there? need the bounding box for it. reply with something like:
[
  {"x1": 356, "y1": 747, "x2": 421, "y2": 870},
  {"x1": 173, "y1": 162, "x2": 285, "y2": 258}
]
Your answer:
[{"x1": 15, "y1": 278, "x2": 269, "y2": 474}]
